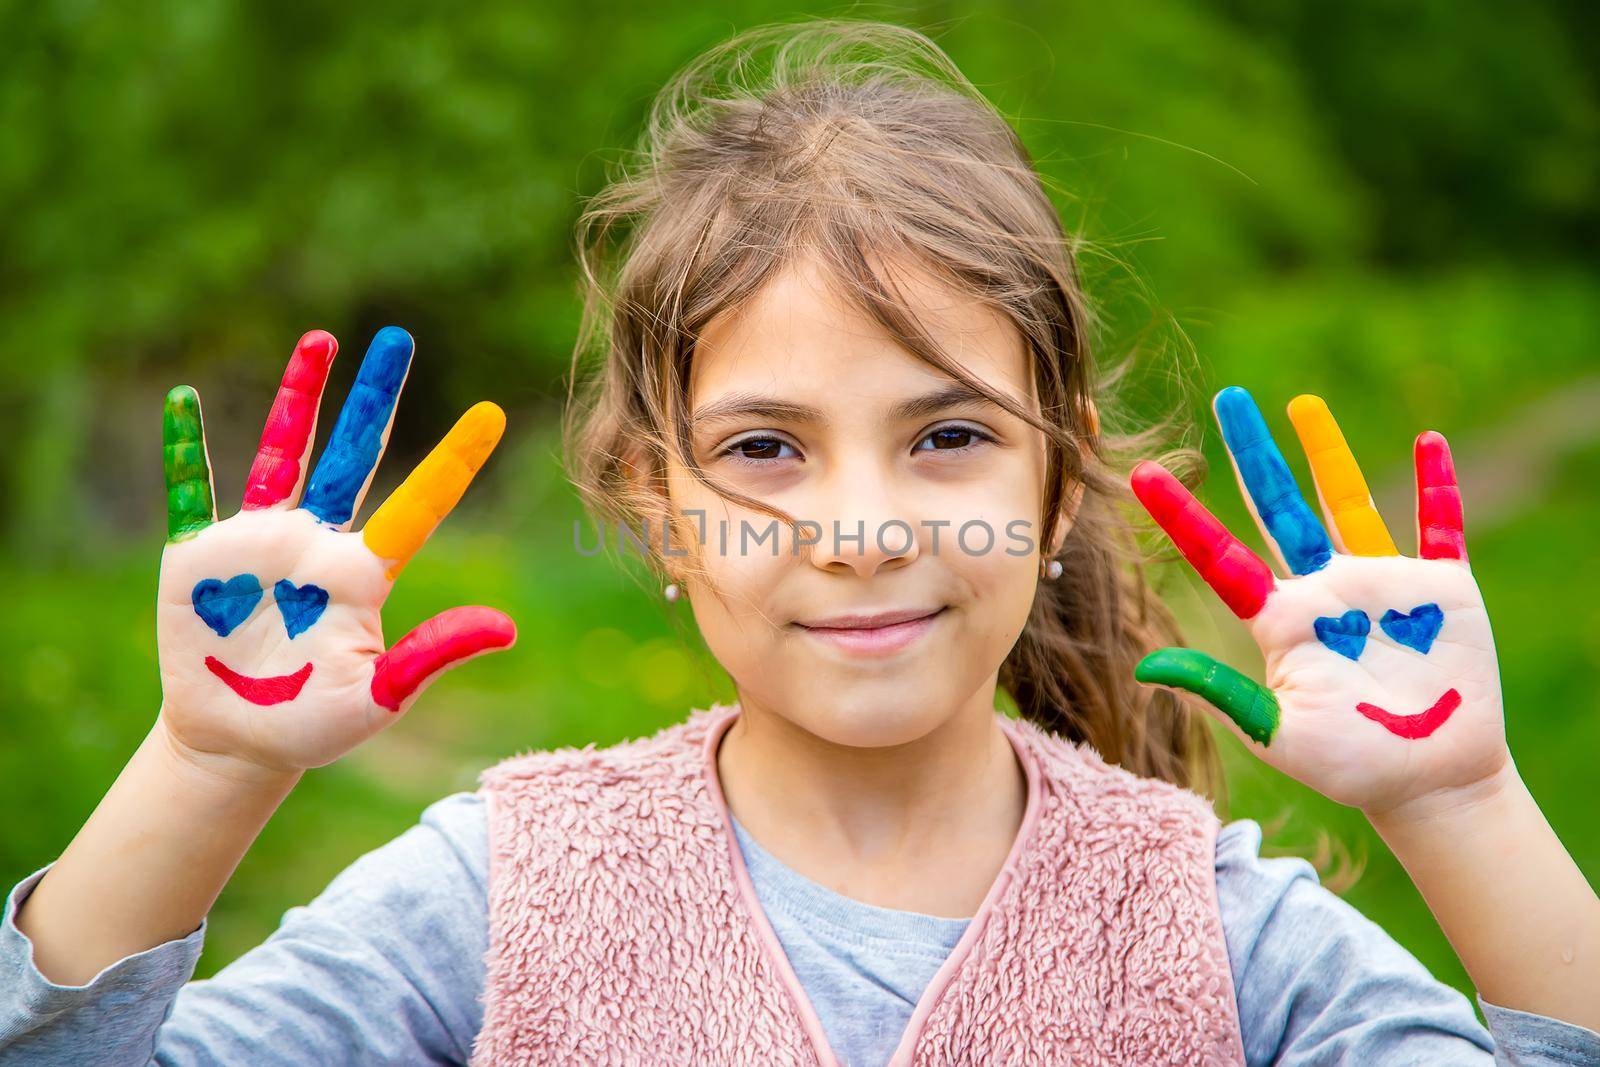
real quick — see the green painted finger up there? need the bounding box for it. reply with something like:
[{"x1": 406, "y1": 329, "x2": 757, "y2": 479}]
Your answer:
[
  {"x1": 164, "y1": 385, "x2": 215, "y2": 542},
  {"x1": 1135, "y1": 647, "x2": 1280, "y2": 746}
]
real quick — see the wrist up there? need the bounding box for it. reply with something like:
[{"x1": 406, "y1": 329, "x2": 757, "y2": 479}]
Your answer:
[
  {"x1": 1359, "y1": 756, "x2": 1600, "y2": 1031},
  {"x1": 151, "y1": 714, "x2": 304, "y2": 799},
  {"x1": 1364, "y1": 759, "x2": 1525, "y2": 839}
]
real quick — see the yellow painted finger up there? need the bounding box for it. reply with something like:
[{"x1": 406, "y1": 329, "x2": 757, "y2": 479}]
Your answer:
[
  {"x1": 363, "y1": 401, "x2": 507, "y2": 579},
  {"x1": 1286, "y1": 394, "x2": 1397, "y2": 556}
]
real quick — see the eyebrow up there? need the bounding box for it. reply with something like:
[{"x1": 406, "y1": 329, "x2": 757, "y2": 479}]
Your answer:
[{"x1": 691, "y1": 382, "x2": 1009, "y2": 430}]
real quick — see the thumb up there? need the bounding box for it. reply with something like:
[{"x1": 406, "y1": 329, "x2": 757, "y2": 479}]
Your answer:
[
  {"x1": 371, "y1": 606, "x2": 516, "y2": 713},
  {"x1": 1135, "y1": 647, "x2": 1280, "y2": 747}
]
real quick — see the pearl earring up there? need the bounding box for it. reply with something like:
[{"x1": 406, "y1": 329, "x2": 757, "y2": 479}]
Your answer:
[
  {"x1": 664, "y1": 582, "x2": 680, "y2": 602},
  {"x1": 1043, "y1": 559, "x2": 1063, "y2": 581}
]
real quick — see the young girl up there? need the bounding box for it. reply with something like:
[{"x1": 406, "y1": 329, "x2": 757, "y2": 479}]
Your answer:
[{"x1": 3, "y1": 19, "x2": 1597, "y2": 1066}]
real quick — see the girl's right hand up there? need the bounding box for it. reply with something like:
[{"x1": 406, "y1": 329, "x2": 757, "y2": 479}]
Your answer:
[{"x1": 155, "y1": 326, "x2": 516, "y2": 776}]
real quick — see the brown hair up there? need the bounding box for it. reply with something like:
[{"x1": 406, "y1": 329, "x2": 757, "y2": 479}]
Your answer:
[{"x1": 562, "y1": 19, "x2": 1221, "y2": 795}]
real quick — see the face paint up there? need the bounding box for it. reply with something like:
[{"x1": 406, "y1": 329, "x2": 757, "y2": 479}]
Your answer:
[
  {"x1": 1379, "y1": 603, "x2": 1443, "y2": 654},
  {"x1": 192, "y1": 574, "x2": 265, "y2": 637},
  {"x1": 274, "y1": 580, "x2": 330, "y2": 638},
  {"x1": 192, "y1": 571, "x2": 330, "y2": 701},
  {"x1": 1129, "y1": 461, "x2": 1275, "y2": 619},
  {"x1": 164, "y1": 386, "x2": 215, "y2": 542},
  {"x1": 1356, "y1": 688, "x2": 1461, "y2": 740},
  {"x1": 1135, "y1": 647, "x2": 1281, "y2": 746},
  {"x1": 1131, "y1": 388, "x2": 1488, "y2": 782},
  {"x1": 204, "y1": 655, "x2": 314, "y2": 706},
  {"x1": 371, "y1": 604, "x2": 517, "y2": 712},
  {"x1": 301, "y1": 327, "x2": 414, "y2": 526},
  {"x1": 1309, "y1": 600, "x2": 1455, "y2": 737},
  {"x1": 1416, "y1": 432, "x2": 1468, "y2": 563},
  {"x1": 158, "y1": 327, "x2": 515, "y2": 733},
  {"x1": 1313, "y1": 609, "x2": 1369, "y2": 660},
  {"x1": 1285, "y1": 394, "x2": 1397, "y2": 556},
  {"x1": 363, "y1": 402, "x2": 506, "y2": 580},
  {"x1": 1214, "y1": 386, "x2": 1333, "y2": 576},
  {"x1": 242, "y1": 331, "x2": 338, "y2": 510}
]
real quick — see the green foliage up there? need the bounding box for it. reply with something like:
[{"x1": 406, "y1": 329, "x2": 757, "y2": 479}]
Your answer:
[{"x1": 2, "y1": 0, "x2": 1594, "y2": 1004}]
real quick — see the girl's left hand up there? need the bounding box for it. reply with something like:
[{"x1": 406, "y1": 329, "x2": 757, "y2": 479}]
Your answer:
[{"x1": 1129, "y1": 386, "x2": 1508, "y2": 817}]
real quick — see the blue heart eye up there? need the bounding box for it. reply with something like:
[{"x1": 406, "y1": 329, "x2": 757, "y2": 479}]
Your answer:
[
  {"x1": 1315, "y1": 603, "x2": 1446, "y2": 659},
  {"x1": 1314, "y1": 609, "x2": 1370, "y2": 660},
  {"x1": 1380, "y1": 603, "x2": 1444, "y2": 654},
  {"x1": 274, "y1": 580, "x2": 330, "y2": 638},
  {"x1": 192, "y1": 574, "x2": 265, "y2": 637}
]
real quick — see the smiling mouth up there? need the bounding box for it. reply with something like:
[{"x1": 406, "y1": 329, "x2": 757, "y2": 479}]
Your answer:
[
  {"x1": 204, "y1": 656, "x2": 314, "y2": 706},
  {"x1": 794, "y1": 606, "x2": 947, "y2": 656},
  {"x1": 1355, "y1": 688, "x2": 1461, "y2": 739}
]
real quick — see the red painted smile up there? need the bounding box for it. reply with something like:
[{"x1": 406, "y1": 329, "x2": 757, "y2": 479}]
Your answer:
[
  {"x1": 204, "y1": 656, "x2": 313, "y2": 706},
  {"x1": 1355, "y1": 687, "x2": 1462, "y2": 739}
]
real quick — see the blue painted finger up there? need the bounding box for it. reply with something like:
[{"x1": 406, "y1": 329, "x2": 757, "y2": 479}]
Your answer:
[
  {"x1": 301, "y1": 326, "x2": 414, "y2": 525},
  {"x1": 1213, "y1": 386, "x2": 1333, "y2": 575}
]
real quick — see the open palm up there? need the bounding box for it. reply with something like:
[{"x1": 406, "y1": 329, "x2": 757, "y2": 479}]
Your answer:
[
  {"x1": 156, "y1": 327, "x2": 516, "y2": 773},
  {"x1": 1130, "y1": 387, "x2": 1506, "y2": 815}
]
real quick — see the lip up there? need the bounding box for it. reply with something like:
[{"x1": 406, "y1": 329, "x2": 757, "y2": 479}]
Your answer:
[
  {"x1": 796, "y1": 606, "x2": 945, "y2": 629},
  {"x1": 1355, "y1": 687, "x2": 1461, "y2": 739},
  {"x1": 794, "y1": 606, "x2": 946, "y2": 656},
  {"x1": 205, "y1": 655, "x2": 314, "y2": 706}
]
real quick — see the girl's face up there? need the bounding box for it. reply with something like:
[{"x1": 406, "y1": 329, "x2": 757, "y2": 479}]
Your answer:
[{"x1": 666, "y1": 254, "x2": 1067, "y2": 749}]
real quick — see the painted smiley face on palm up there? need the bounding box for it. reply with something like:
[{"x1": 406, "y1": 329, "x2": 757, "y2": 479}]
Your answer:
[
  {"x1": 1241, "y1": 550, "x2": 1497, "y2": 746},
  {"x1": 158, "y1": 504, "x2": 394, "y2": 715},
  {"x1": 1127, "y1": 387, "x2": 1507, "y2": 809},
  {"x1": 1313, "y1": 600, "x2": 1453, "y2": 736},
  {"x1": 189, "y1": 571, "x2": 330, "y2": 704},
  {"x1": 158, "y1": 327, "x2": 513, "y2": 723}
]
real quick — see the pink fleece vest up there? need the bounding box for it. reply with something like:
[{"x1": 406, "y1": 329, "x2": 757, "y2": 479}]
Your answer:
[{"x1": 471, "y1": 703, "x2": 1245, "y2": 1065}]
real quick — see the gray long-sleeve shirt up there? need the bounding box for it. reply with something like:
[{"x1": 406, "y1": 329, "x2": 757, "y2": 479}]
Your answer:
[{"x1": 2, "y1": 790, "x2": 1596, "y2": 1065}]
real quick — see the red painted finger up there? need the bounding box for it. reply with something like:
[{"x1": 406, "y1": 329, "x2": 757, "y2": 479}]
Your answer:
[
  {"x1": 1415, "y1": 431, "x2": 1467, "y2": 562},
  {"x1": 242, "y1": 330, "x2": 339, "y2": 510},
  {"x1": 370, "y1": 605, "x2": 516, "y2": 712},
  {"x1": 1130, "y1": 460, "x2": 1276, "y2": 619}
]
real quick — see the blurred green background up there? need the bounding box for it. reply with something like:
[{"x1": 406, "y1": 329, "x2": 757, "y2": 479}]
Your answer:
[{"x1": 3, "y1": 0, "x2": 1596, "y2": 1010}]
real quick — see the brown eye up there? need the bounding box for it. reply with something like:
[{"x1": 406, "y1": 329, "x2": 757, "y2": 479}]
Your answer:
[
  {"x1": 720, "y1": 435, "x2": 798, "y2": 467},
  {"x1": 915, "y1": 423, "x2": 995, "y2": 453}
]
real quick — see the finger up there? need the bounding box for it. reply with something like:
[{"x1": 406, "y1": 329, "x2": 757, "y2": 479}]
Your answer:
[
  {"x1": 370, "y1": 605, "x2": 516, "y2": 713},
  {"x1": 1130, "y1": 460, "x2": 1275, "y2": 619},
  {"x1": 1415, "y1": 430, "x2": 1468, "y2": 563},
  {"x1": 163, "y1": 385, "x2": 216, "y2": 542},
  {"x1": 1135, "y1": 647, "x2": 1280, "y2": 747},
  {"x1": 1285, "y1": 394, "x2": 1398, "y2": 556},
  {"x1": 363, "y1": 402, "x2": 507, "y2": 580},
  {"x1": 301, "y1": 326, "x2": 415, "y2": 528},
  {"x1": 242, "y1": 330, "x2": 339, "y2": 510},
  {"x1": 1213, "y1": 386, "x2": 1334, "y2": 575}
]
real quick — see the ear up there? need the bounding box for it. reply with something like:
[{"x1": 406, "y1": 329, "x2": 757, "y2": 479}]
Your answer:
[
  {"x1": 622, "y1": 444, "x2": 669, "y2": 509},
  {"x1": 1046, "y1": 487, "x2": 1080, "y2": 559},
  {"x1": 622, "y1": 444, "x2": 684, "y2": 582},
  {"x1": 1045, "y1": 404, "x2": 1098, "y2": 557}
]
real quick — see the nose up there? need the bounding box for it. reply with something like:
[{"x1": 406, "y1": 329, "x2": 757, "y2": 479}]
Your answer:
[{"x1": 803, "y1": 458, "x2": 923, "y2": 578}]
